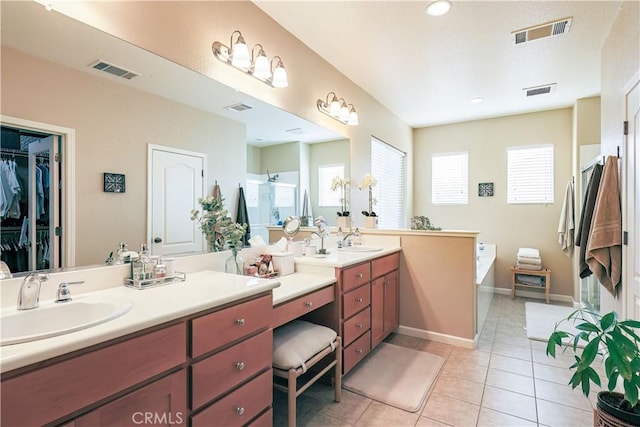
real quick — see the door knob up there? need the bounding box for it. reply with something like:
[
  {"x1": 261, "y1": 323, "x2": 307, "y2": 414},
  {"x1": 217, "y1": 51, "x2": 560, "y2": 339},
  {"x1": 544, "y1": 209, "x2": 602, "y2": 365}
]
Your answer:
[{"x1": 154, "y1": 237, "x2": 162, "y2": 243}]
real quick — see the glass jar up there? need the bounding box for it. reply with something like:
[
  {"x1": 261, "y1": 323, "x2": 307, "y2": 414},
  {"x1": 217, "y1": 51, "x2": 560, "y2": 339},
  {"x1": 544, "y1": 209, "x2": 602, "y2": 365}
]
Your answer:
[{"x1": 225, "y1": 252, "x2": 244, "y2": 275}]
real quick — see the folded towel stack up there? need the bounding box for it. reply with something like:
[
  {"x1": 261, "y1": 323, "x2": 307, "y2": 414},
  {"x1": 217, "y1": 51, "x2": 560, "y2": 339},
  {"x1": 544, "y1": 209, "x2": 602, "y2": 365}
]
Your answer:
[{"x1": 516, "y1": 247, "x2": 543, "y2": 271}]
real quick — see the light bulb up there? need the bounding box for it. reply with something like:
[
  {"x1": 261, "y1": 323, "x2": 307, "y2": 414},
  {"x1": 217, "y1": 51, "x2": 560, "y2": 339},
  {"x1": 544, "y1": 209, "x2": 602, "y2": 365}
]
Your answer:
[
  {"x1": 329, "y1": 98, "x2": 340, "y2": 117},
  {"x1": 339, "y1": 105, "x2": 350, "y2": 122},
  {"x1": 253, "y1": 53, "x2": 271, "y2": 79},
  {"x1": 348, "y1": 110, "x2": 359, "y2": 126},
  {"x1": 231, "y1": 36, "x2": 251, "y2": 70},
  {"x1": 425, "y1": 0, "x2": 451, "y2": 16}
]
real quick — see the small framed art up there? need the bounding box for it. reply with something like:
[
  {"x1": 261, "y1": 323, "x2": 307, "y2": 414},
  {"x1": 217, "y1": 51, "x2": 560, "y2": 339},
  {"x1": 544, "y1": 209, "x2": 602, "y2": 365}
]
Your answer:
[
  {"x1": 478, "y1": 182, "x2": 494, "y2": 197},
  {"x1": 104, "y1": 173, "x2": 126, "y2": 193}
]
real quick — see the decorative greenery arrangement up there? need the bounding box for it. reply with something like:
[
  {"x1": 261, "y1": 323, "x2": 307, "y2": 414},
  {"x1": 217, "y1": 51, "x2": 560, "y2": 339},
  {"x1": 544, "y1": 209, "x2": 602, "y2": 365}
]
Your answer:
[
  {"x1": 410, "y1": 215, "x2": 441, "y2": 231},
  {"x1": 546, "y1": 309, "x2": 640, "y2": 414},
  {"x1": 331, "y1": 176, "x2": 351, "y2": 217},
  {"x1": 358, "y1": 173, "x2": 377, "y2": 217},
  {"x1": 190, "y1": 196, "x2": 247, "y2": 253}
]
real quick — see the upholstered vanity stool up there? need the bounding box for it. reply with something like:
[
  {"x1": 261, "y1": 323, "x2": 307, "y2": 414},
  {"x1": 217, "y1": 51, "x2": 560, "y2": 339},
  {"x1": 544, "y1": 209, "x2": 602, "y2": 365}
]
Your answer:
[{"x1": 272, "y1": 320, "x2": 342, "y2": 427}]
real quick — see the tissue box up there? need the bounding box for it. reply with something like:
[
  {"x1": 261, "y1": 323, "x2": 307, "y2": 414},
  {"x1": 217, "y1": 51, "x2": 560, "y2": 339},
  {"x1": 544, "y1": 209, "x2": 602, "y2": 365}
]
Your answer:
[{"x1": 271, "y1": 252, "x2": 295, "y2": 276}]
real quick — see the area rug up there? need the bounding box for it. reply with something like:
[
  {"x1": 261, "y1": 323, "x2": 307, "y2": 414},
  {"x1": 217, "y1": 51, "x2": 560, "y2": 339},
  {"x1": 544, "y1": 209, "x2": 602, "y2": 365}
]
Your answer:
[
  {"x1": 525, "y1": 302, "x2": 585, "y2": 347},
  {"x1": 342, "y1": 342, "x2": 445, "y2": 412}
]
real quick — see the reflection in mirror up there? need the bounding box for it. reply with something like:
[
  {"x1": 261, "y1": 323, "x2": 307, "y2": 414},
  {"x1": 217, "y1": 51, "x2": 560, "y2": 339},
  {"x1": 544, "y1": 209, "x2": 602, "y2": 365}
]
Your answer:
[
  {"x1": 1, "y1": 1, "x2": 348, "y2": 274},
  {"x1": 282, "y1": 216, "x2": 301, "y2": 238}
]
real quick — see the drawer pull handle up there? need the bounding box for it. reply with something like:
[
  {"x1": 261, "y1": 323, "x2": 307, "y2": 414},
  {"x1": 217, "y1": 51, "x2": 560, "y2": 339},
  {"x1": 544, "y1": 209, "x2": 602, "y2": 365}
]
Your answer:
[
  {"x1": 236, "y1": 318, "x2": 245, "y2": 326},
  {"x1": 305, "y1": 301, "x2": 313, "y2": 307},
  {"x1": 385, "y1": 280, "x2": 391, "y2": 285},
  {"x1": 356, "y1": 348, "x2": 363, "y2": 354},
  {"x1": 356, "y1": 272, "x2": 363, "y2": 279},
  {"x1": 356, "y1": 297, "x2": 363, "y2": 303},
  {"x1": 356, "y1": 323, "x2": 363, "y2": 328},
  {"x1": 236, "y1": 407, "x2": 245, "y2": 416},
  {"x1": 236, "y1": 362, "x2": 245, "y2": 371}
]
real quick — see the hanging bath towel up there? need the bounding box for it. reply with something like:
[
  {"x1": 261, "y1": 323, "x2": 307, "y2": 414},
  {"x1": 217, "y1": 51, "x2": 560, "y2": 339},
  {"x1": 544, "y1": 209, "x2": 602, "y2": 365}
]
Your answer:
[
  {"x1": 576, "y1": 163, "x2": 603, "y2": 279},
  {"x1": 586, "y1": 156, "x2": 622, "y2": 296},
  {"x1": 557, "y1": 179, "x2": 575, "y2": 256},
  {"x1": 236, "y1": 186, "x2": 251, "y2": 246}
]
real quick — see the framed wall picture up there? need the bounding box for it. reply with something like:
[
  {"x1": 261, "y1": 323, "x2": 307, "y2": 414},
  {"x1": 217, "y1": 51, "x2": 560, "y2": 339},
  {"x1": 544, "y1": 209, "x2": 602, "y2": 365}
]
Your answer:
[
  {"x1": 478, "y1": 182, "x2": 494, "y2": 197},
  {"x1": 104, "y1": 172, "x2": 126, "y2": 193}
]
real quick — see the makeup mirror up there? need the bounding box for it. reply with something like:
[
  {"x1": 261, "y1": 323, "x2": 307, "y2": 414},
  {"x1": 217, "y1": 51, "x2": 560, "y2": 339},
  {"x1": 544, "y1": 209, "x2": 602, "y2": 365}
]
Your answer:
[{"x1": 282, "y1": 216, "x2": 301, "y2": 239}]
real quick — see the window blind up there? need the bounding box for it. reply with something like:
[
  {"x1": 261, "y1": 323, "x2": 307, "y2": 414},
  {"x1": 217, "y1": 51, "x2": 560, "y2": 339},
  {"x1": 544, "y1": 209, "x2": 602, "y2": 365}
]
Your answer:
[
  {"x1": 507, "y1": 145, "x2": 554, "y2": 204},
  {"x1": 432, "y1": 152, "x2": 469, "y2": 205},
  {"x1": 371, "y1": 137, "x2": 405, "y2": 228},
  {"x1": 318, "y1": 164, "x2": 344, "y2": 207},
  {"x1": 274, "y1": 184, "x2": 295, "y2": 208}
]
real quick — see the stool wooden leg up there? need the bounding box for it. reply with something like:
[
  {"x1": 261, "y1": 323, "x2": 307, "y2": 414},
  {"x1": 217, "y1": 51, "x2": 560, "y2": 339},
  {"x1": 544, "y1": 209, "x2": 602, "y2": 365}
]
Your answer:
[
  {"x1": 288, "y1": 368, "x2": 296, "y2": 427},
  {"x1": 335, "y1": 336, "x2": 342, "y2": 403},
  {"x1": 546, "y1": 272, "x2": 551, "y2": 304}
]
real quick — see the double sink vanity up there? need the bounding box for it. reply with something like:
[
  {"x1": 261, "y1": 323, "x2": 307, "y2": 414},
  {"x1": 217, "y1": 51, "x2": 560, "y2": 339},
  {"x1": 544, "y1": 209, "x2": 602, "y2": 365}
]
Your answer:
[{"x1": 0, "y1": 237, "x2": 400, "y2": 427}]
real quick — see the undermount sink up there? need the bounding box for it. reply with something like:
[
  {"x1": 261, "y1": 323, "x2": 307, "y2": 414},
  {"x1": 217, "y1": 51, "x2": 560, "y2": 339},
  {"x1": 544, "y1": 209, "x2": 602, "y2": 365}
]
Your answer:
[
  {"x1": 339, "y1": 246, "x2": 383, "y2": 252},
  {"x1": 1, "y1": 297, "x2": 133, "y2": 346}
]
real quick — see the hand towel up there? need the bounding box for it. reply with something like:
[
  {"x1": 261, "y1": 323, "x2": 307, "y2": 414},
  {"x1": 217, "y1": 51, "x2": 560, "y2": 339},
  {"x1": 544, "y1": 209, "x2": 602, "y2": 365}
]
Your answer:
[
  {"x1": 516, "y1": 256, "x2": 542, "y2": 266},
  {"x1": 557, "y1": 179, "x2": 575, "y2": 256},
  {"x1": 586, "y1": 156, "x2": 622, "y2": 296},
  {"x1": 517, "y1": 248, "x2": 540, "y2": 258},
  {"x1": 576, "y1": 163, "x2": 603, "y2": 278}
]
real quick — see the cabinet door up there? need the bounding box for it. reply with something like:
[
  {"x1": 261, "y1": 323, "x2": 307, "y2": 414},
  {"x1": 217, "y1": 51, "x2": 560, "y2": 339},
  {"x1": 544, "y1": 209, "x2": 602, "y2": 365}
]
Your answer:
[
  {"x1": 76, "y1": 369, "x2": 187, "y2": 427},
  {"x1": 371, "y1": 277, "x2": 384, "y2": 347},
  {"x1": 383, "y1": 271, "x2": 399, "y2": 336}
]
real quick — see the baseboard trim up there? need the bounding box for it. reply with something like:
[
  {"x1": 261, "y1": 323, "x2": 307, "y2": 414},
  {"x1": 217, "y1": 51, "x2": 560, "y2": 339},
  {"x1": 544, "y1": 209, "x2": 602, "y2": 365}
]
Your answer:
[
  {"x1": 396, "y1": 325, "x2": 475, "y2": 349},
  {"x1": 494, "y1": 287, "x2": 575, "y2": 304}
]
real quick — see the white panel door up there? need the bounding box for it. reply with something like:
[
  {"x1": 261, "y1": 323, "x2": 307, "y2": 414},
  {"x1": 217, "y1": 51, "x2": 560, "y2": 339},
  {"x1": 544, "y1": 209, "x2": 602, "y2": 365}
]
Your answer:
[
  {"x1": 625, "y1": 76, "x2": 640, "y2": 320},
  {"x1": 149, "y1": 146, "x2": 205, "y2": 256}
]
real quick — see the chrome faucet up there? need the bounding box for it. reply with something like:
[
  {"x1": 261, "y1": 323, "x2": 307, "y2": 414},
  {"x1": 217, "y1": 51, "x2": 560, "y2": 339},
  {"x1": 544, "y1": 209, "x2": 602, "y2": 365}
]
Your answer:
[
  {"x1": 55, "y1": 281, "x2": 85, "y2": 303},
  {"x1": 310, "y1": 231, "x2": 327, "y2": 254},
  {"x1": 17, "y1": 272, "x2": 49, "y2": 310},
  {"x1": 342, "y1": 233, "x2": 354, "y2": 247}
]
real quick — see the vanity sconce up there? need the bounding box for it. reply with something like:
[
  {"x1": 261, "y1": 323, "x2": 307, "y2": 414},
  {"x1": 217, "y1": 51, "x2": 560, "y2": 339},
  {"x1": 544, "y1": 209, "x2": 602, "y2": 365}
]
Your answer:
[
  {"x1": 212, "y1": 30, "x2": 288, "y2": 88},
  {"x1": 316, "y1": 92, "x2": 359, "y2": 126}
]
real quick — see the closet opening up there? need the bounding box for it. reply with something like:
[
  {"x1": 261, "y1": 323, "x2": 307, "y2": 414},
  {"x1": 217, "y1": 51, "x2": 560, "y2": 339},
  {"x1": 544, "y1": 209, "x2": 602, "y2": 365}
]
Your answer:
[{"x1": 1, "y1": 124, "x2": 63, "y2": 275}]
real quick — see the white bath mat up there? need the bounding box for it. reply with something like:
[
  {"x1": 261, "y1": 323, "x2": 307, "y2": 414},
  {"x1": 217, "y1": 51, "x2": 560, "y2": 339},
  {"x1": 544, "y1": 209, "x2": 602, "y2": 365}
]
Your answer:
[
  {"x1": 342, "y1": 342, "x2": 444, "y2": 412},
  {"x1": 525, "y1": 302, "x2": 585, "y2": 347}
]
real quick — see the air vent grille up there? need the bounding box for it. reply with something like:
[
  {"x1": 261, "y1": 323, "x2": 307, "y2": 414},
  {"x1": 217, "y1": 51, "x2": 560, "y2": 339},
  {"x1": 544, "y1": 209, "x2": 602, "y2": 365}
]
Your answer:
[
  {"x1": 90, "y1": 60, "x2": 140, "y2": 80},
  {"x1": 524, "y1": 83, "x2": 557, "y2": 97},
  {"x1": 513, "y1": 17, "x2": 572, "y2": 45},
  {"x1": 224, "y1": 103, "x2": 253, "y2": 112},
  {"x1": 285, "y1": 128, "x2": 306, "y2": 135}
]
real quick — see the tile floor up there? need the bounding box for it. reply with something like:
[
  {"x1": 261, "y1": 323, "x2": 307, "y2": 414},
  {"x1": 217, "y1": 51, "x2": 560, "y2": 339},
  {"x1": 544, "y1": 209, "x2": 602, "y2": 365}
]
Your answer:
[{"x1": 272, "y1": 294, "x2": 598, "y2": 426}]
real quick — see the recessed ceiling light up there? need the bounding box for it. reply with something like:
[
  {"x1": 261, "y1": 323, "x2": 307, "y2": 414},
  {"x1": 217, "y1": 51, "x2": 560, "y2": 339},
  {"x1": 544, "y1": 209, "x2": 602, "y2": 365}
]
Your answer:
[
  {"x1": 470, "y1": 97, "x2": 484, "y2": 104},
  {"x1": 425, "y1": 0, "x2": 451, "y2": 16}
]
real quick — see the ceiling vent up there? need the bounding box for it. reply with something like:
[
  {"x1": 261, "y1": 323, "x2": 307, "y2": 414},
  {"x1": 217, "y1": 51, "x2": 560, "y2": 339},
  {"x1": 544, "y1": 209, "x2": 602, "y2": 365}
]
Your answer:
[
  {"x1": 523, "y1": 83, "x2": 557, "y2": 97},
  {"x1": 90, "y1": 60, "x2": 140, "y2": 80},
  {"x1": 513, "y1": 17, "x2": 572, "y2": 45},
  {"x1": 224, "y1": 103, "x2": 253, "y2": 112},
  {"x1": 285, "y1": 127, "x2": 306, "y2": 135}
]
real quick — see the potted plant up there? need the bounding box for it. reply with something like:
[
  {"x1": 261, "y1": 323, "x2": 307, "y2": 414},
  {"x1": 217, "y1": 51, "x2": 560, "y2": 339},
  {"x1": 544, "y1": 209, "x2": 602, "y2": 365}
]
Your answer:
[
  {"x1": 358, "y1": 173, "x2": 377, "y2": 228},
  {"x1": 546, "y1": 309, "x2": 640, "y2": 425},
  {"x1": 331, "y1": 176, "x2": 351, "y2": 229}
]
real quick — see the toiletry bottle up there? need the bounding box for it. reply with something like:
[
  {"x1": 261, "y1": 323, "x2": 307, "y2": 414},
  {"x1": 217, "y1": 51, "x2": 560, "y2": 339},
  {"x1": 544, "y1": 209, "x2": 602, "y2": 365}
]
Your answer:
[
  {"x1": 353, "y1": 228, "x2": 362, "y2": 246},
  {"x1": 135, "y1": 243, "x2": 152, "y2": 280},
  {"x1": 336, "y1": 227, "x2": 344, "y2": 248},
  {"x1": 114, "y1": 242, "x2": 127, "y2": 264}
]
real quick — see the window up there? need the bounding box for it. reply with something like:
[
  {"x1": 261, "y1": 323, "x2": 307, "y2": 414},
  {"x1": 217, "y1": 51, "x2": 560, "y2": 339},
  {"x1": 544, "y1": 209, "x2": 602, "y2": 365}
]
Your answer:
[
  {"x1": 432, "y1": 152, "x2": 469, "y2": 205},
  {"x1": 318, "y1": 164, "x2": 344, "y2": 207},
  {"x1": 507, "y1": 145, "x2": 554, "y2": 204},
  {"x1": 371, "y1": 137, "x2": 405, "y2": 228}
]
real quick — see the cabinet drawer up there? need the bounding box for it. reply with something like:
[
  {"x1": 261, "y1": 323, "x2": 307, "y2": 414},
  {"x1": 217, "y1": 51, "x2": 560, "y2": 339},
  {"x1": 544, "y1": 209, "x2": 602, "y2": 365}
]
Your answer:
[
  {"x1": 248, "y1": 408, "x2": 273, "y2": 427},
  {"x1": 372, "y1": 252, "x2": 399, "y2": 279},
  {"x1": 343, "y1": 307, "x2": 371, "y2": 346},
  {"x1": 191, "y1": 329, "x2": 272, "y2": 410},
  {"x1": 1, "y1": 323, "x2": 186, "y2": 427},
  {"x1": 192, "y1": 294, "x2": 272, "y2": 358},
  {"x1": 343, "y1": 283, "x2": 371, "y2": 319},
  {"x1": 343, "y1": 331, "x2": 371, "y2": 374},
  {"x1": 272, "y1": 285, "x2": 335, "y2": 328},
  {"x1": 191, "y1": 369, "x2": 272, "y2": 427},
  {"x1": 341, "y1": 262, "x2": 371, "y2": 292}
]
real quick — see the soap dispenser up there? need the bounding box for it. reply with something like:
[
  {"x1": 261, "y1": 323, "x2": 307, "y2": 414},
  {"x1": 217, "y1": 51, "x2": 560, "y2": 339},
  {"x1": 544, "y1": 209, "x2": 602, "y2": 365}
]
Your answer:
[
  {"x1": 131, "y1": 243, "x2": 153, "y2": 281},
  {"x1": 336, "y1": 227, "x2": 344, "y2": 248},
  {"x1": 353, "y1": 228, "x2": 362, "y2": 246}
]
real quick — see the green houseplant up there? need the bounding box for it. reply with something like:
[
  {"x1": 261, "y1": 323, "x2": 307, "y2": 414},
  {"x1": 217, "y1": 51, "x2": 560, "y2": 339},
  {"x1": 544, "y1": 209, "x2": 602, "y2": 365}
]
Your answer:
[{"x1": 546, "y1": 309, "x2": 640, "y2": 425}]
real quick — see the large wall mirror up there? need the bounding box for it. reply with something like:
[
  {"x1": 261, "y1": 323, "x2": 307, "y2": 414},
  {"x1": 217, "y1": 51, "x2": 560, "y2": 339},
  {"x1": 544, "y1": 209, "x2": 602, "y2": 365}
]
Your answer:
[{"x1": 1, "y1": 1, "x2": 349, "y2": 274}]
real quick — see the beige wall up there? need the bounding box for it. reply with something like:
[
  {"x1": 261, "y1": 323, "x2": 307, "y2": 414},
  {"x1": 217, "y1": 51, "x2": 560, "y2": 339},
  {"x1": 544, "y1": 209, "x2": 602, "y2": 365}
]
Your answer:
[
  {"x1": 310, "y1": 139, "x2": 350, "y2": 222},
  {"x1": 246, "y1": 145, "x2": 261, "y2": 175},
  {"x1": 413, "y1": 109, "x2": 574, "y2": 297},
  {"x1": 1, "y1": 47, "x2": 246, "y2": 266},
  {"x1": 599, "y1": 0, "x2": 639, "y2": 315},
  {"x1": 259, "y1": 142, "x2": 300, "y2": 174},
  {"x1": 53, "y1": 1, "x2": 414, "y2": 223}
]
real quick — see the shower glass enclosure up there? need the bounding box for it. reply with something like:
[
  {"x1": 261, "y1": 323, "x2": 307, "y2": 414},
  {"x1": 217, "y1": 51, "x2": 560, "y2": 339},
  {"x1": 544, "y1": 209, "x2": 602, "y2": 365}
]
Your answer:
[{"x1": 246, "y1": 177, "x2": 298, "y2": 244}]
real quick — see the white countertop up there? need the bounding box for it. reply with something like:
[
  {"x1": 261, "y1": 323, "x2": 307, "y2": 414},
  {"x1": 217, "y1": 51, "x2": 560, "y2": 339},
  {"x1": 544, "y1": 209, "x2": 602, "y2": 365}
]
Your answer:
[
  {"x1": 293, "y1": 246, "x2": 401, "y2": 269},
  {"x1": 1, "y1": 270, "x2": 280, "y2": 373},
  {"x1": 272, "y1": 273, "x2": 336, "y2": 305}
]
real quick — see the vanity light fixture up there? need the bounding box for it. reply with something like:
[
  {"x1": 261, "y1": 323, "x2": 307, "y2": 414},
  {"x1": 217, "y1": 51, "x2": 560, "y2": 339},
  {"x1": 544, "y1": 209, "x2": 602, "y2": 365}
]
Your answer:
[
  {"x1": 212, "y1": 30, "x2": 288, "y2": 88},
  {"x1": 317, "y1": 92, "x2": 359, "y2": 126}
]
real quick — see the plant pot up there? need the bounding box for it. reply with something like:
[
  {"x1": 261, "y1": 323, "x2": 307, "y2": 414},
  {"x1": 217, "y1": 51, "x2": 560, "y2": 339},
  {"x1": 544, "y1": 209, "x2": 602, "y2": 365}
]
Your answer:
[
  {"x1": 363, "y1": 216, "x2": 378, "y2": 229},
  {"x1": 596, "y1": 391, "x2": 640, "y2": 426},
  {"x1": 336, "y1": 216, "x2": 350, "y2": 229}
]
